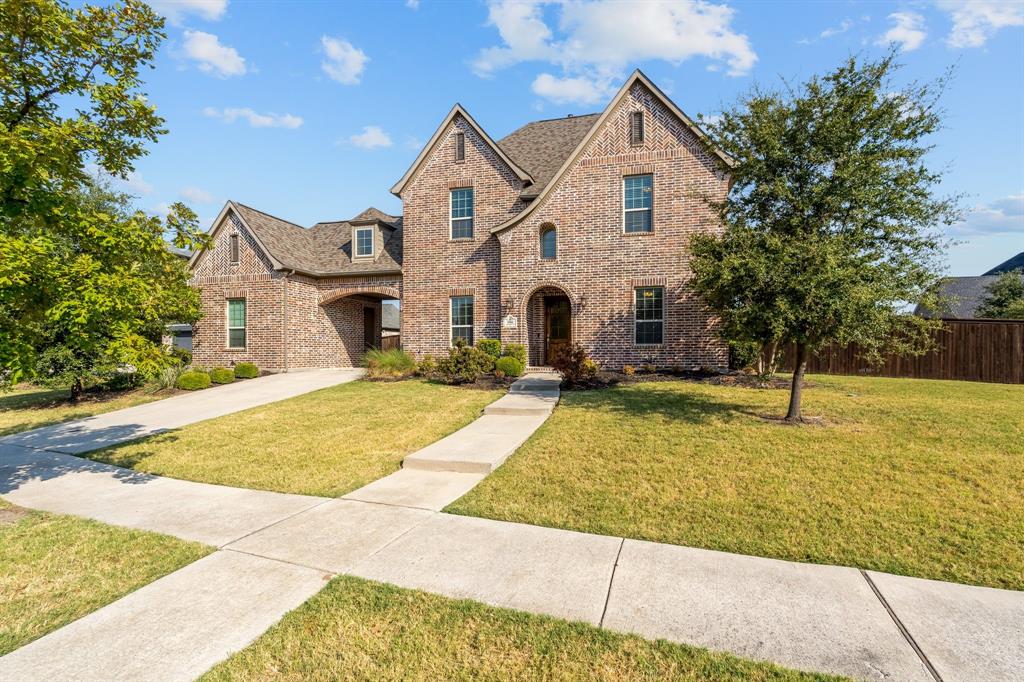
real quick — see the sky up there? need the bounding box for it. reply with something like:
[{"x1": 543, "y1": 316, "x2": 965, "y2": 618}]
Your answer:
[{"x1": 117, "y1": 0, "x2": 1024, "y2": 276}]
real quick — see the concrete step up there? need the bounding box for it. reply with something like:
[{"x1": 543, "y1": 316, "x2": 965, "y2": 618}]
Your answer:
[
  {"x1": 402, "y1": 414, "x2": 549, "y2": 474},
  {"x1": 483, "y1": 391, "x2": 558, "y2": 416}
]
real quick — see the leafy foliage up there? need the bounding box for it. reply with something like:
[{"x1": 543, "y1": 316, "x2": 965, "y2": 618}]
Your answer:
[
  {"x1": 475, "y1": 338, "x2": 502, "y2": 359},
  {"x1": 209, "y1": 367, "x2": 234, "y2": 385},
  {"x1": 977, "y1": 270, "x2": 1024, "y2": 320},
  {"x1": 691, "y1": 51, "x2": 957, "y2": 419},
  {"x1": 233, "y1": 362, "x2": 259, "y2": 379},
  {"x1": 0, "y1": 0, "x2": 208, "y2": 394},
  {"x1": 415, "y1": 354, "x2": 438, "y2": 377},
  {"x1": 363, "y1": 348, "x2": 416, "y2": 379},
  {"x1": 494, "y1": 356, "x2": 524, "y2": 378},
  {"x1": 550, "y1": 343, "x2": 598, "y2": 387},
  {"x1": 502, "y1": 343, "x2": 527, "y2": 365},
  {"x1": 175, "y1": 370, "x2": 210, "y2": 391},
  {"x1": 435, "y1": 339, "x2": 493, "y2": 384}
]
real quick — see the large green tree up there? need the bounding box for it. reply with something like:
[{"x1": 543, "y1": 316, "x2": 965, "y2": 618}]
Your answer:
[
  {"x1": 0, "y1": 0, "x2": 207, "y2": 395},
  {"x1": 691, "y1": 52, "x2": 959, "y2": 421},
  {"x1": 977, "y1": 270, "x2": 1024, "y2": 320}
]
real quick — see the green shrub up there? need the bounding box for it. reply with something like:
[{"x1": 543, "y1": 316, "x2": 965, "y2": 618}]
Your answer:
[
  {"x1": 364, "y1": 348, "x2": 417, "y2": 379},
  {"x1": 435, "y1": 340, "x2": 494, "y2": 384},
  {"x1": 551, "y1": 343, "x2": 599, "y2": 387},
  {"x1": 176, "y1": 370, "x2": 211, "y2": 390},
  {"x1": 170, "y1": 346, "x2": 192, "y2": 367},
  {"x1": 416, "y1": 354, "x2": 438, "y2": 377},
  {"x1": 157, "y1": 364, "x2": 185, "y2": 390},
  {"x1": 502, "y1": 343, "x2": 527, "y2": 366},
  {"x1": 209, "y1": 367, "x2": 235, "y2": 384},
  {"x1": 494, "y1": 356, "x2": 524, "y2": 378},
  {"x1": 233, "y1": 362, "x2": 259, "y2": 379},
  {"x1": 475, "y1": 338, "x2": 502, "y2": 359}
]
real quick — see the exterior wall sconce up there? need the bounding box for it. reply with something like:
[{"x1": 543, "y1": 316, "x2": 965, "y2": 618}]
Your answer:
[
  {"x1": 503, "y1": 297, "x2": 516, "y2": 315},
  {"x1": 577, "y1": 294, "x2": 587, "y2": 311}
]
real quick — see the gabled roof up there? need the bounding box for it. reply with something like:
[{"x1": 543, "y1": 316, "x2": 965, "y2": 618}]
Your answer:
[
  {"x1": 915, "y1": 276, "x2": 1001, "y2": 319},
  {"x1": 984, "y1": 251, "x2": 1024, "y2": 275},
  {"x1": 390, "y1": 104, "x2": 534, "y2": 196},
  {"x1": 491, "y1": 69, "x2": 732, "y2": 235},
  {"x1": 497, "y1": 113, "x2": 600, "y2": 199},
  {"x1": 190, "y1": 201, "x2": 402, "y2": 277}
]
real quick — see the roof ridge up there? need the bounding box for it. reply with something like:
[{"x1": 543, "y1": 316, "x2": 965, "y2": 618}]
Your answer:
[
  {"x1": 509, "y1": 112, "x2": 601, "y2": 128},
  {"x1": 232, "y1": 201, "x2": 308, "y2": 231}
]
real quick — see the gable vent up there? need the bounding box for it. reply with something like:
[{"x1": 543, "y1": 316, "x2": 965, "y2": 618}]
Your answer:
[{"x1": 630, "y1": 111, "x2": 644, "y2": 145}]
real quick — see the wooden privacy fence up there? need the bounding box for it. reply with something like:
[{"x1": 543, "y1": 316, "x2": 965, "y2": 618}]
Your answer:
[
  {"x1": 780, "y1": 319, "x2": 1024, "y2": 384},
  {"x1": 380, "y1": 335, "x2": 401, "y2": 351}
]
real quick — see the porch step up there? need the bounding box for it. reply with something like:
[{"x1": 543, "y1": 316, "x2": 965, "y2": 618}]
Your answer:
[
  {"x1": 402, "y1": 414, "x2": 550, "y2": 474},
  {"x1": 483, "y1": 391, "x2": 558, "y2": 416}
]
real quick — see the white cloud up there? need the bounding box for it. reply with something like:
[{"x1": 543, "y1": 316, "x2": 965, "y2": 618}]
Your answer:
[
  {"x1": 820, "y1": 19, "x2": 853, "y2": 39},
  {"x1": 531, "y1": 73, "x2": 611, "y2": 105},
  {"x1": 180, "y1": 186, "x2": 214, "y2": 204},
  {"x1": 937, "y1": 0, "x2": 1024, "y2": 48},
  {"x1": 203, "y1": 107, "x2": 303, "y2": 129},
  {"x1": 147, "y1": 0, "x2": 227, "y2": 25},
  {"x1": 404, "y1": 135, "x2": 423, "y2": 150},
  {"x1": 949, "y1": 194, "x2": 1024, "y2": 235},
  {"x1": 473, "y1": 0, "x2": 757, "y2": 102},
  {"x1": 406, "y1": 0, "x2": 419, "y2": 8},
  {"x1": 877, "y1": 12, "x2": 927, "y2": 51},
  {"x1": 121, "y1": 170, "x2": 154, "y2": 196},
  {"x1": 348, "y1": 126, "x2": 393, "y2": 149},
  {"x1": 321, "y1": 36, "x2": 368, "y2": 85},
  {"x1": 183, "y1": 30, "x2": 246, "y2": 77}
]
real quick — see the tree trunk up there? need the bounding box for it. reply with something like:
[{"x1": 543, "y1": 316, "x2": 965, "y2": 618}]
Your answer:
[
  {"x1": 785, "y1": 342, "x2": 807, "y2": 421},
  {"x1": 762, "y1": 340, "x2": 779, "y2": 379},
  {"x1": 70, "y1": 377, "x2": 83, "y2": 402}
]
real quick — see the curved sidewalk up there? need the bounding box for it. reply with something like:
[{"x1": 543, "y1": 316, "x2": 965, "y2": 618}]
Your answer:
[{"x1": 1, "y1": 371, "x2": 1021, "y2": 682}]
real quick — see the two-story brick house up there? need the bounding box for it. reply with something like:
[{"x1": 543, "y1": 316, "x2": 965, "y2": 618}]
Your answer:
[{"x1": 188, "y1": 70, "x2": 732, "y2": 372}]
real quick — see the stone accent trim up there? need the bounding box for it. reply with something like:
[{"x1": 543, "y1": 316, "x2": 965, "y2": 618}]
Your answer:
[
  {"x1": 632, "y1": 276, "x2": 667, "y2": 287},
  {"x1": 448, "y1": 178, "x2": 474, "y2": 189},
  {"x1": 449, "y1": 286, "x2": 476, "y2": 296}
]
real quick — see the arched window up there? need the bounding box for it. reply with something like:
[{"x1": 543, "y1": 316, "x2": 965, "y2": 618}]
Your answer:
[{"x1": 540, "y1": 223, "x2": 557, "y2": 259}]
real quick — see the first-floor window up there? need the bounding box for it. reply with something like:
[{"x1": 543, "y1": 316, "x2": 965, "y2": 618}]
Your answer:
[
  {"x1": 451, "y1": 295, "x2": 474, "y2": 345},
  {"x1": 227, "y1": 298, "x2": 246, "y2": 348},
  {"x1": 634, "y1": 287, "x2": 663, "y2": 344}
]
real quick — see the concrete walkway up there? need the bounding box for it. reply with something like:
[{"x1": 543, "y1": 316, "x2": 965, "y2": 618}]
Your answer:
[{"x1": 2, "y1": 370, "x2": 1022, "y2": 681}]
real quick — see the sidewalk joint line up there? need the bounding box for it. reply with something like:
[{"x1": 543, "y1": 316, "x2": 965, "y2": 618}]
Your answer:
[
  {"x1": 221, "y1": 547, "x2": 338, "y2": 576},
  {"x1": 860, "y1": 570, "x2": 943, "y2": 682},
  {"x1": 341, "y1": 512, "x2": 435, "y2": 575},
  {"x1": 599, "y1": 538, "x2": 625, "y2": 628},
  {"x1": 219, "y1": 497, "x2": 334, "y2": 549}
]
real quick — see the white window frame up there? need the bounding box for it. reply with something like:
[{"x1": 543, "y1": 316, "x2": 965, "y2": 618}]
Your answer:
[
  {"x1": 450, "y1": 188, "x2": 474, "y2": 240},
  {"x1": 634, "y1": 287, "x2": 664, "y2": 345},
  {"x1": 226, "y1": 298, "x2": 246, "y2": 349},
  {"x1": 354, "y1": 226, "x2": 374, "y2": 258},
  {"x1": 450, "y1": 295, "x2": 474, "y2": 346},
  {"x1": 623, "y1": 174, "x2": 654, "y2": 234}
]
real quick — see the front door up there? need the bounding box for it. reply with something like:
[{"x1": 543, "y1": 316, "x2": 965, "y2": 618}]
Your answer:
[
  {"x1": 544, "y1": 296, "x2": 571, "y2": 364},
  {"x1": 363, "y1": 307, "x2": 377, "y2": 351}
]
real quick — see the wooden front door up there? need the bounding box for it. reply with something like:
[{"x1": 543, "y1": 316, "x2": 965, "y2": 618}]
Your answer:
[
  {"x1": 544, "y1": 296, "x2": 571, "y2": 364},
  {"x1": 363, "y1": 307, "x2": 377, "y2": 351}
]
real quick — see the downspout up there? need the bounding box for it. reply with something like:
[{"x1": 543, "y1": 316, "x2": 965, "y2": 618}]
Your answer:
[{"x1": 282, "y1": 270, "x2": 294, "y2": 373}]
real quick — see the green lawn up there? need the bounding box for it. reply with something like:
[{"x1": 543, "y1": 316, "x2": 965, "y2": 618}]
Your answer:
[
  {"x1": 203, "y1": 575, "x2": 837, "y2": 681},
  {"x1": 0, "y1": 385, "x2": 164, "y2": 437},
  {"x1": 448, "y1": 375, "x2": 1024, "y2": 590},
  {"x1": 88, "y1": 380, "x2": 503, "y2": 497},
  {"x1": 0, "y1": 499, "x2": 210, "y2": 655}
]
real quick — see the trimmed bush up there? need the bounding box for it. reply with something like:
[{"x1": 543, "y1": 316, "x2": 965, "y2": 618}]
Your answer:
[
  {"x1": 416, "y1": 354, "x2": 438, "y2": 377},
  {"x1": 176, "y1": 370, "x2": 211, "y2": 391},
  {"x1": 502, "y1": 343, "x2": 527, "y2": 366},
  {"x1": 435, "y1": 340, "x2": 494, "y2": 384},
  {"x1": 234, "y1": 362, "x2": 259, "y2": 379},
  {"x1": 475, "y1": 338, "x2": 502, "y2": 360},
  {"x1": 494, "y1": 356, "x2": 524, "y2": 378},
  {"x1": 210, "y1": 367, "x2": 235, "y2": 384},
  {"x1": 364, "y1": 348, "x2": 417, "y2": 379}
]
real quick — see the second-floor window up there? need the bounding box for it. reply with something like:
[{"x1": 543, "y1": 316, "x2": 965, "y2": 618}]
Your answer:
[
  {"x1": 624, "y1": 174, "x2": 653, "y2": 233},
  {"x1": 229, "y1": 234, "x2": 239, "y2": 263},
  {"x1": 354, "y1": 227, "x2": 373, "y2": 257},
  {"x1": 450, "y1": 188, "x2": 474, "y2": 239},
  {"x1": 540, "y1": 224, "x2": 557, "y2": 259}
]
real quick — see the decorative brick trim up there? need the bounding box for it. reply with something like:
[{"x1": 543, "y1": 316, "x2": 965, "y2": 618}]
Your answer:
[
  {"x1": 622, "y1": 163, "x2": 656, "y2": 176},
  {"x1": 319, "y1": 285, "x2": 400, "y2": 305},
  {"x1": 449, "y1": 286, "x2": 475, "y2": 296},
  {"x1": 225, "y1": 288, "x2": 247, "y2": 298},
  {"x1": 632, "y1": 277, "x2": 667, "y2": 287},
  {"x1": 579, "y1": 147, "x2": 693, "y2": 169},
  {"x1": 448, "y1": 178, "x2": 474, "y2": 189}
]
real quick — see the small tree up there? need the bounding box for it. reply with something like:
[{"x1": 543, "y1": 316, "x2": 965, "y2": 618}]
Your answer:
[
  {"x1": 977, "y1": 270, "x2": 1024, "y2": 320},
  {"x1": 691, "y1": 51, "x2": 959, "y2": 421}
]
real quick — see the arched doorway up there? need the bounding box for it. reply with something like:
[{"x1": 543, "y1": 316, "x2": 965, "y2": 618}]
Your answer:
[
  {"x1": 523, "y1": 284, "x2": 573, "y2": 367},
  {"x1": 317, "y1": 287, "x2": 401, "y2": 366}
]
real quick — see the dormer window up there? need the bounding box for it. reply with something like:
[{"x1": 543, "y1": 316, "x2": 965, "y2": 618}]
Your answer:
[
  {"x1": 455, "y1": 132, "x2": 465, "y2": 162},
  {"x1": 354, "y1": 227, "x2": 374, "y2": 257},
  {"x1": 229, "y1": 234, "x2": 239, "y2": 263},
  {"x1": 630, "y1": 111, "x2": 644, "y2": 145}
]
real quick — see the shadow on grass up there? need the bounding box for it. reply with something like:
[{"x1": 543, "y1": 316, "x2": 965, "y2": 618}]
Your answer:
[{"x1": 564, "y1": 384, "x2": 757, "y2": 425}]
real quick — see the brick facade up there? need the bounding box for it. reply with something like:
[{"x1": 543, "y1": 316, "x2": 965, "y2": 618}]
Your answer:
[{"x1": 189, "y1": 74, "x2": 729, "y2": 372}]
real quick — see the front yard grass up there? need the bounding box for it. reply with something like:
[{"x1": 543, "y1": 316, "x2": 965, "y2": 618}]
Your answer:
[
  {"x1": 88, "y1": 379, "x2": 503, "y2": 497},
  {"x1": 0, "y1": 385, "x2": 163, "y2": 437},
  {"x1": 202, "y1": 575, "x2": 837, "y2": 681},
  {"x1": 447, "y1": 375, "x2": 1024, "y2": 590},
  {"x1": 0, "y1": 499, "x2": 210, "y2": 655}
]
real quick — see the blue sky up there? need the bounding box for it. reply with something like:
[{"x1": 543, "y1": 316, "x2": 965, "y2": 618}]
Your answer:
[{"x1": 125, "y1": 0, "x2": 1024, "y2": 276}]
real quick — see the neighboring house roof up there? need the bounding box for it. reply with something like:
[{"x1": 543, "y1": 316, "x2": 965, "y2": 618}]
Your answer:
[
  {"x1": 191, "y1": 201, "x2": 402, "y2": 278},
  {"x1": 390, "y1": 104, "x2": 534, "y2": 196},
  {"x1": 497, "y1": 114, "x2": 601, "y2": 199},
  {"x1": 984, "y1": 251, "x2": 1024, "y2": 275},
  {"x1": 916, "y1": 276, "x2": 1001, "y2": 319},
  {"x1": 167, "y1": 244, "x2": 192, "y2": 259},
  {"x1": 382, "y1": 304, "x2": 400, "y2": 331}
]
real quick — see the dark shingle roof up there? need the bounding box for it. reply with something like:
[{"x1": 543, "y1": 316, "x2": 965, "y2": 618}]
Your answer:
[
  {"x1": 916, "y1": 276, "x2": 1001, "y2": 319},
  {"x1": 232, "y1": 202, "x2": 402, "y2": 276},
  {"x1": 497, "y1": 114, "x2": 600, "y2": 198},
  {"x1": 984, "y1": 251, "x2": 1024, "y2": 275}
]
